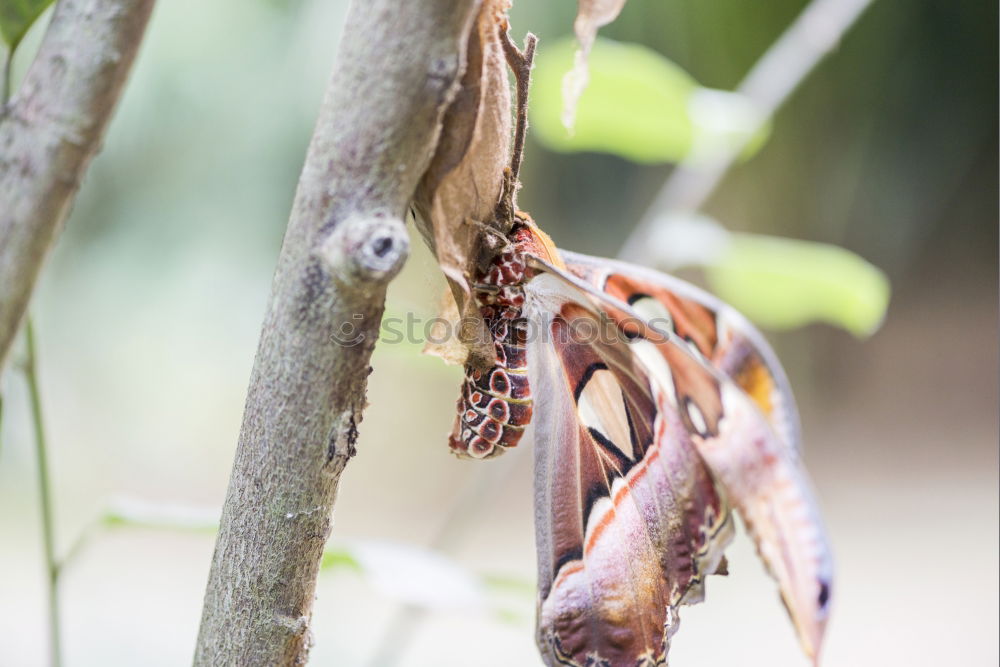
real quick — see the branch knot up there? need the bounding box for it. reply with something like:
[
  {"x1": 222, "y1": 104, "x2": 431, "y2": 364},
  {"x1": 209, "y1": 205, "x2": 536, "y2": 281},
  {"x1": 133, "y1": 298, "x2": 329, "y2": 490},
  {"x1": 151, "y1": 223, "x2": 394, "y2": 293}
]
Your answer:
[{"x1": 319, "y1": 212, "x2": 409, "y2": 287}]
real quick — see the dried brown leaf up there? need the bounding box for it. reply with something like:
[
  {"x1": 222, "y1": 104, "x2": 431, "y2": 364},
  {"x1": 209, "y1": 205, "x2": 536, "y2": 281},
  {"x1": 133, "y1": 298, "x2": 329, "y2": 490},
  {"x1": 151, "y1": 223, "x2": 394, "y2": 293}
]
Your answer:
[
  {"x1": 414, "y1": 0, "x2": 514, "y2": 366},
  {"x1": 563, "y1": 0, "x2": 628, "y2": 128},
  {"x1": 422, "y1": 287, "x2": 473, "y2": 366}
]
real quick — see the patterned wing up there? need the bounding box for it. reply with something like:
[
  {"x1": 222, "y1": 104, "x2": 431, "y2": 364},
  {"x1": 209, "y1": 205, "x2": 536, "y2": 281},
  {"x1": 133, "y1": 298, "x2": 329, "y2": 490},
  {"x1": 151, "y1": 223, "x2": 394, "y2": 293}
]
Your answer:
[
  {"x1": 551, "y1": 253, "x2": 834, "y2": 662},
  {"x1": 526, "y1": 272, "x2": 732, "y2": 667},
  {"x1": 563, "y1": 250, "x2": 801, "y2": 452}
]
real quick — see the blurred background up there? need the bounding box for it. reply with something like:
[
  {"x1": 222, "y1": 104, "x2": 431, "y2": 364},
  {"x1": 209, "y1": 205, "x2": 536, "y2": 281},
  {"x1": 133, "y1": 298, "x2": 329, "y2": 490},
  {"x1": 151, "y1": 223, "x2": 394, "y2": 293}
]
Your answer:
[{"x1": 0, "y1": 0, "x2": 996, "y2": 665}]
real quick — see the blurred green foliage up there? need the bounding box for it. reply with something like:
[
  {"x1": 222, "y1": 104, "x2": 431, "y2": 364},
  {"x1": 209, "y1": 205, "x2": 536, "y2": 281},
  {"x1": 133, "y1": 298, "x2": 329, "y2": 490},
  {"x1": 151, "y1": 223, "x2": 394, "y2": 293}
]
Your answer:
[
  {"x1": 0, "y1": 0, "x2": 52, "y2": 49},
  {"x1": 532, "y1": 37, "x2": 767, "y2": 165},
  {"x1": 320, "y1": 548, "x2": 363, "y2": 573},
  {"x1": 706, "y1": 233, "x2": 890, "y2": 336},
  {"x1": 532, "y1": 37, "x2": 697, "y2": 162},
  {"x1": 511, "y1": 0, "x2": 998, "y2": 299},
  {"x1": 531, "y1": 32, "x2": 889, "y2": 336}
]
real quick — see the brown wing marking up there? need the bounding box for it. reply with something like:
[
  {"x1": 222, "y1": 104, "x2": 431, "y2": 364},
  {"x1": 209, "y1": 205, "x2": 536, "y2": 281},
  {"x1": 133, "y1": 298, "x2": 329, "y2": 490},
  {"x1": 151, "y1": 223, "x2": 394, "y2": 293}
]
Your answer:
[
  {"x1": 604, "y1": 273, "x2": 777, "y2": 428},
  {"x1": 566, "y1": 254, "x2": 800, "y2": 451},
  {"x1": 605, "y1": 275, "x2": 719, "y2": 358},
  {"x1": 553, "y1": 305, "x2": 666, "y2": 661},
  {"x1": 536, "y1": 256, "x2": 833, "y2": 662},
  {"x1": 530, "y1": 300, "x2": 730, "y2": 667}
]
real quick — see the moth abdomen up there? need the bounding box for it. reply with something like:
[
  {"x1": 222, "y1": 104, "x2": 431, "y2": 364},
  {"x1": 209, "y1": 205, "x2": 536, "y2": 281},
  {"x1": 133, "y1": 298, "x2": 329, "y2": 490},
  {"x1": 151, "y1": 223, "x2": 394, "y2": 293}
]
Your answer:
[{"x1": 448, "y1": 223, "x2": 540, "y2": 459}]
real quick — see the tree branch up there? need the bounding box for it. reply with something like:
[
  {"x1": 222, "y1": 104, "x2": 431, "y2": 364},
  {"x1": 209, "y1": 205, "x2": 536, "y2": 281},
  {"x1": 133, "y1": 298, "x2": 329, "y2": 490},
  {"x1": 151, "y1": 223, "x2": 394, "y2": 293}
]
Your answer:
[
  {"x1": 0, "y1": 0, "x2": 156, "y2": 370},
  {"x1": 618, "y1": 0, "x2": 877, "y2": 263},
  {"x1": 193, "y1": 1, "x2": 480, "y2": 664}
]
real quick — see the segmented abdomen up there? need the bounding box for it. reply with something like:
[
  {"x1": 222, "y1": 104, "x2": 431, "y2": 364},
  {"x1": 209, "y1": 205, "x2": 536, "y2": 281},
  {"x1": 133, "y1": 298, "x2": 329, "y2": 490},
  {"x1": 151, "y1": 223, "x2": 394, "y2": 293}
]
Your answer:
[{"x1": 448, "y1": 240, "x2": 535, "y2": 459}]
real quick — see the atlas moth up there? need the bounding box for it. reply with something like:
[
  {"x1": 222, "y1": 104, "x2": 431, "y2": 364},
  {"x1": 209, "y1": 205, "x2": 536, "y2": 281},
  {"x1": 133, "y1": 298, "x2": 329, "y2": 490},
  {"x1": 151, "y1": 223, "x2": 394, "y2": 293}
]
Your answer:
[{"x1": 438, "y1": 26, "x2": 833, "y2": 667}]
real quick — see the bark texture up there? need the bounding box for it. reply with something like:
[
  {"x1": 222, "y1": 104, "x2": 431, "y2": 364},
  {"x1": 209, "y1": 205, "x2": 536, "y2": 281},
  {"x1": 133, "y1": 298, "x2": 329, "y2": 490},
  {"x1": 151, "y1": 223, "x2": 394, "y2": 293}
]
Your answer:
[
  {"x1": 194, "y1": 0, "x2": 480, "y2": 663},
  {"x1": 0, "y1": 0, "x2": 156, "y2": 369}
]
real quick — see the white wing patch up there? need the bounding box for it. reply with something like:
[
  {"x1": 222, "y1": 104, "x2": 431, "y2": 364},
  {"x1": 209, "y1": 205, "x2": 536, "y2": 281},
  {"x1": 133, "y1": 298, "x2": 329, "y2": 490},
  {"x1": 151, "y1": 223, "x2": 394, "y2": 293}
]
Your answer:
[
  {"x1": 577, "y1": 368, "x2": 635, "y2": 461},
  {"x1": 628, "y1": 338, "x2": 678, "y2": 408},
  {"x1": 628, "y1": 295, "x2": 674, "y2": 332}
]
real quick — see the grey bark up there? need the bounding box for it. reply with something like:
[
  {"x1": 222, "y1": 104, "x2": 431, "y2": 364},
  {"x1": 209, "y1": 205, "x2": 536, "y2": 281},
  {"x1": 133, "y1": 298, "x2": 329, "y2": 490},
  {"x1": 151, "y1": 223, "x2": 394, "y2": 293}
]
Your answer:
[
  {"x1": 193, "y1": 0, "x2": 480, "y2": 664},
  {"x1": 0, "y1": 0, "x2": 156, "y2": 369}
]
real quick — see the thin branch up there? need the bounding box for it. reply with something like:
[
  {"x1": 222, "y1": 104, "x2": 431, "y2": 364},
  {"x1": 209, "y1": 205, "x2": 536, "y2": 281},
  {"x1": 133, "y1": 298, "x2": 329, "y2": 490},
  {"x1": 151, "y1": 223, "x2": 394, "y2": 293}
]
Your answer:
[
  {"x1": 618, "y1": 0, "x2": 878, "y2": 263},
  {"x1": 193, "y1": 0, "x2": 481, "y2": 664},
  {"x1": 25, "y1": 318, "x2": 61, "y2": 667},
  {"x1": 1, "y1": 46, "x2": 11, "y2": 106},
  {"x1": 54, "y1": 516, "x2": 101, "y2": 577},
  {"x1": 495, "y1": 29, "x2": 538, "y2": 229},
  {"x1": 499, "y1": 29, "x2": 537, "y2": 187},
  {"x1": 0, "y1": 0, "x2": 156, "y2": 371}
]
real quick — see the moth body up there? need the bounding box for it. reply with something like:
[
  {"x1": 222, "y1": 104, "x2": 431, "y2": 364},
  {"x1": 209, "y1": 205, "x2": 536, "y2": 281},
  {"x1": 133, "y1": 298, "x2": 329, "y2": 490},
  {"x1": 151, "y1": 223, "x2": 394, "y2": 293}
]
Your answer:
[
  {"x1": 449, "y1": 223, "x2": 545, "y2": 458},
  {"x1": 445, "y1": 223, "x2": 833, "y2": 666}
]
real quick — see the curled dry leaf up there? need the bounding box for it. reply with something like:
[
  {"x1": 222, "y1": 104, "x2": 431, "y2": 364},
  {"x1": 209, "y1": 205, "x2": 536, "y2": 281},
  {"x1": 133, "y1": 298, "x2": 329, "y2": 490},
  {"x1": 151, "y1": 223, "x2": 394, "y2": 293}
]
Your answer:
[
  {"x1": 425, "y1": 287, "x2": 478, "y2": 367},
  {"x1": 413, "y1": 0, "x2": 514, "y2": 367},
  {"x1": 563, "y1": 0, "x2": 628, "y2": 129}
]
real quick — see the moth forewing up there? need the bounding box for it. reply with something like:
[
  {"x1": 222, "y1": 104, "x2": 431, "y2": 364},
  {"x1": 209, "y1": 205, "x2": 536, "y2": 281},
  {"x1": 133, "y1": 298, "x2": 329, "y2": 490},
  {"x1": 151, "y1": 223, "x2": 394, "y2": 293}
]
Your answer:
[
  {"x1": 561, "y1": 249, "x2": 803, "y2": 452},
  {"x1": 525, "y1": 275, "x2": 732, "y2": 667},
  {"x1": 529, "y1": 251, "x2": 833, "y2": 663},
  {"x1": 691, "y1": 381, "x2": 833, "y2": 661}
]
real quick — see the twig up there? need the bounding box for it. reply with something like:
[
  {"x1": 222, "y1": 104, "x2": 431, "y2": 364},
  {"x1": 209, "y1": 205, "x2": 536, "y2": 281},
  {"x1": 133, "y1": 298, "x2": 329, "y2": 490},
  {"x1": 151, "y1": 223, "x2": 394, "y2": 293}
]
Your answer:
[
  {"x1": 0, "y1": 0, "x2": 156, "y2": 371},
  {"x1": 193, "y1": 1, "x2": 481, "y2": 664},
  {"x1": 618, "y1": 0, "x2": 878, "y2": 263},
  {"x1": 25, "y1": 318, "x2": 61, "y2": 667},
  {"x1": 1, "y1": 46, "x2": 11, "y2": 106},
  {"x1": 499, "y1": 29, "x2": 537, "y2": 188},
  {"x1": 55, "y1": 518, "x2": 101, "y2": 578},
  {"x1": 495, "y1": 29, "x2": 538, "y2": 229}
]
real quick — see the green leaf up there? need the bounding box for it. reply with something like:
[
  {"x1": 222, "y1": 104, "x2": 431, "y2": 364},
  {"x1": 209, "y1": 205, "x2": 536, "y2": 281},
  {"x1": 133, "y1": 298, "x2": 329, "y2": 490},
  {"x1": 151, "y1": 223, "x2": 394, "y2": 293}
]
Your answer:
[
  {"x1": 532, "y1": 38, "x2": 695, "y2": 163},
  {"x1": 0, "y1": 0, "x2": 55, "y2": 50},
  {"x1": 704, "y1": 233, "x2": 890, "y2": 337},
  {"x1": 530, "y1": 37, "x2": 768, "y2": 164},
  {"x1": 480, "y1": 572, "x2": 535, "y2": 596},
  {"x1": 687, "y1": 87, "x2": 771, "y2": 162},
  {"x1": 320, "y1": 548, "x2": 363, "y2": 573}
]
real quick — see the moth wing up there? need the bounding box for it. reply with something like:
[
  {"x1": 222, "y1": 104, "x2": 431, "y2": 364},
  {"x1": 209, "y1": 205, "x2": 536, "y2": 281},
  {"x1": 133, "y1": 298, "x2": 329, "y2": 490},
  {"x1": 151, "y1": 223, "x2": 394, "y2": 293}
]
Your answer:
[
  {"x1": 526, "y1": 272, "x2": 731, "y2": 667},
  {"x1": 562, "y1": 250, "x2": 801, "y2": 453},
  {"x1": 533, "y1": 255, "x2": 834, "y2": 663}
]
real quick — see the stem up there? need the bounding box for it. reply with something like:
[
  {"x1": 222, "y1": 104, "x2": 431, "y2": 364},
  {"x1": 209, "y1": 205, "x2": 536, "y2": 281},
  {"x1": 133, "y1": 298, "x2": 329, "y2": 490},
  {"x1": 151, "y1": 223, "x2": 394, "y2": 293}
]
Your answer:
[
  {"x1": 618, "y1": 0, "x2": 878, "y2": 263},
  {"x1": 1, "y1": 46, "x2": 11, "y2": 106},
  {"x1": 25, "y1": 317, "x2": 62, "y2": 667},
  {"x1": 499, "y1": 29, "x2": 537, "y2": 188}
]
